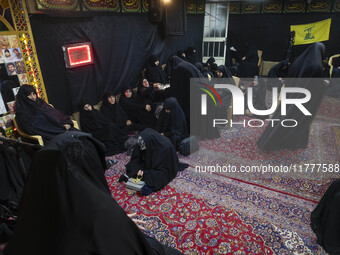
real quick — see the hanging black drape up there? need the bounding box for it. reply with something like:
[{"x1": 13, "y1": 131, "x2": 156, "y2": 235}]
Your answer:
[{"x1": 30, "y1": 14, "x2": 204, "y2": 115}]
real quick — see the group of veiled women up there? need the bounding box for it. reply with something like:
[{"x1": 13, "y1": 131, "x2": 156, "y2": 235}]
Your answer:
[{"x1": 2, "y1": 42, "x2": 338, "y2": 254}]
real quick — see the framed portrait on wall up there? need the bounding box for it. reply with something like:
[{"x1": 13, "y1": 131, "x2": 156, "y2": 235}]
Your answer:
[
  {"x1": 15, "y1": 61, "x2": 26, "y2": 74},
  {"x1": 18, "y1": 73, "x2": 29, "y2": 85},
  {"x1": 5, "y1": 62, "x2": 17, "y2": 76}
]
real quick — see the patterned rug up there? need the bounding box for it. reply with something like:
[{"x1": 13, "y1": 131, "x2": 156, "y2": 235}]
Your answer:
[
  {"x1": 180, "y1": 96, "x2": 340, "y2": 202},
  {"x1": 106, "y1": 154, "x2": 323, "y2": 255},
  {"x1": 104, "y1": 96, "x2": 339, "y2": 254}
]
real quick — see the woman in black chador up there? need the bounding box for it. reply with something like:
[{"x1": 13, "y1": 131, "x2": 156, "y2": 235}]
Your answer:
[
  {"x1": 120, "y1": 128, "x2": 188, "y2": 196},
  {"x1": 145, "y1": 55, "x2": 168, "y2": 84},
  {"x1": 244, "y1": 76, "x2": 268, "y2": 119},
  {"x1": 119, "y1": 86, "x2": 156, "y2": 128},
  {"x1": 311, "y1": 180, "x2": 340, "y2": 255},
  {"x1": 100, "y1": 91, "x2": 145, "y2": 132},
  {"x1": 4, "y1": 131, "x2": 177, "y2": 255},
  {"x1": 185, "y1": 47, "x2": 197, "y2": 65},
  {"x1": 137, "y1": 78, "x2": 165, "y2": 106},
  {"x1": 15, "y1": 85, "x2": 77, "y2": 143},
  {"x1": 238, "y1": 41, "x2": 259, "y2": 78},
  {"x1": 170, "y1": 60, "x2": 220, "y2": 139},
  {"x1": 156, "y1": 97, "x2": 188, "y2": 150},
  {"x1": 79, "y1": 101, "x2": 128, "y2": 156},
  {"x1": 257, "y1": 42, "x2": 326, "y2": 151}
]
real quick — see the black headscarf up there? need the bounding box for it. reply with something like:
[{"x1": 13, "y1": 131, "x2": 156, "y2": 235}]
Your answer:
[
  {"x1": 194, "y1": 62, "x2": 213, "y2": 79},
  {"x1": 311, "y1": 180, "x2": 340, "y2": 254},
  {"x1": 4, "y1": 131, "x2": 163, "y2": 255},
  {"x1": 206, "y1": 57, "x2": 215, "y2": 67},
  {"x1": 165, "y1": 55, "x2": 185, "y2": 77},
  {"x1": 170, "y1": 61, "x2": 220, "y2": 139},
  {"x1": 79, "y1": 101, "x2": 109, "y2": 134},
  {"x1": 100, "y1": 91, "x2": 129, "y2": 129},
  {"x1": 176, "y1": 50, "x2": 188, "y2": 62},
  {"x1": 119, "y1": 86, "x2": 156, "y2": 128},
  {"x1": 79, "y1": 101, "x2": 127, "y2": 156},
  {"x1": 15, "y1": 85, "x2": 75, "y2": 142},
  {"x1": 125, "y1": 128, "x2": 186, "y2": 192},
  {"x1": 145, "y1": 55, "x2": 168, "y2": 84},
  {"x1": 239, "y1": 42, "x2": 259, "y2": 78},
  {"x1": 185, "y1": 47, "x2": 197, "y2": 65},
  {"x1": 257, "y1": 42, "x2": 326, "y2": 151},
  {"x1": 217, "y1": 65, "x2": 233, "y2": 79},
  {"x1": 156, "y1": 97, "x2": 188, "y2": 149}
]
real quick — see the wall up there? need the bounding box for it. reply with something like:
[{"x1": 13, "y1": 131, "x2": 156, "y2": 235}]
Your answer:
[
  {"x1": 229, "y1": 13, "x2": 340, "y2": 61},
  {"x1": 30, "y1": 13, "x2": 204, "y2": 114}
]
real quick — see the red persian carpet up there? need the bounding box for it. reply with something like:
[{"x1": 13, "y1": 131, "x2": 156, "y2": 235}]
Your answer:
[
  {"x1": 106, "y1": 153, "x2": 322, "y2": 254},
  {"x1": 105, "y1": 96, "x2": 340, "y2": 254}
]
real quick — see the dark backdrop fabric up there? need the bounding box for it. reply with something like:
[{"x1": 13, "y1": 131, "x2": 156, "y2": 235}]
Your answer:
[
  {"x1": 229, "y1": 13, "x2": 340, "y2": 62},
  {"x1": 30, "y1": 14, "x2": 204, "y2": 115}
]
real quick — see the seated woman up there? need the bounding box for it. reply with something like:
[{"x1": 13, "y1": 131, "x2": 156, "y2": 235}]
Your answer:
[
  {"x1": 155, "y1": 97, "x2": 188, "y2": 150},
  {"x1": 15, "y1": 85, "x2": 78, "y2": 143},
  {"x1": 79, "y1": 101, "x2": 128, "y2": 156},
  {"x1": 4, "y1": 131, "x2": 182, "y2": 255},
  {"x1": 145, "y1": 55, "x2": 168, "y2": 84},
  {"x1": 100, "y1": 92, "x2": 144, "y2": 133},
  {"x1": 137, "y1": 78, "x2": 165, "y2": 105},
  {"x1": 120, "y1": 128, "x2": 188, "y2": 196},
  {"x1": 119, "y1": 87, "x2": 156, "y2": 128}
]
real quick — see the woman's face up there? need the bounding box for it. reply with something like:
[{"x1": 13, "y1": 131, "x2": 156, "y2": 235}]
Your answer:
[
  {"x1": 216, "y1": 71, "x2": 223, "y2": 78},
  {"x1": 124, "y1": 89, "x2": 132, "y2": 98},
  {"x1": 142, "y1": 79, "x2": 149, "y2": 88},
  {"x1": 27, "y1": 92, "x2": 37, "y2": 102},
  {"x1": 154, "y1": 60, "x2": 159, "y2": 66},
  {"x1": 165, "y1": 109, "x2": 170, "y2": 114},
  {"x1": 253, "y1": 77, "x2": 258, "y2": 86},
  {"x1": 108, "y1": 95, "x2": 115, "y2": 105},
  {"x1": 83, "y1": 104, "x2": 92, "y2": 111}
]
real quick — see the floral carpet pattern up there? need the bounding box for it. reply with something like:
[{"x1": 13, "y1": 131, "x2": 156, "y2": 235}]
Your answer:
[
  {"x1": 106, "y1": 96, "x2": 339, "y2": 254},
  {"x1": 106, "y1": 155, "x2": 321, "y2": 254},
  {"x1": 181, "y1": 96, "x2": 340, "y2": 202}
]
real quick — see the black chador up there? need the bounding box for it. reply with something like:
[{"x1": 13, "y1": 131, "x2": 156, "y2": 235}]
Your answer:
[
  {"x1": 15, "y1": 85, "x2": 77, "y2": 143},
  {"x1": 100, "y1": 92, "x2": 144, "y2": 132},
  {"x1": 79, "y1": 101, "x2": 128, "y2": 156},
  {"x1": 4, "y1": 131, "x2": 167, "y2": 255},
  {"x1": 156, "y1": 97, "x2": 188, "y2": 149},
  {"x1": 257, "y1": 42, "x2": 326, "y2": 151},
  {"x1": 125, "y1": 129, "x2": 187, "y2": 193}
]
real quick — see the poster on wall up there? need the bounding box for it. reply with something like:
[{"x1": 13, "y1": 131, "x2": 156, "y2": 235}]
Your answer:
[
  {"x1": 6, "y1": 101, "x2": 16, "y2": 114},
  {"x1": 0, "y1": 114, "x2": 14, "y2": 128},
  {"x1": 18, "y1": 73, "x2": 29, "y2": 85},
  {"x1": 15, "y1": 61, "x2": 26, "y2": 74},
  {"x1": 8, "y1": 35, "x2": 20, "y2": 49},
  {"x1": 3, "y1": 49, "x2": 15, "y2": 62},
  {"x1": 5, "y1": 62, "x2": 17, "y2": 76}
]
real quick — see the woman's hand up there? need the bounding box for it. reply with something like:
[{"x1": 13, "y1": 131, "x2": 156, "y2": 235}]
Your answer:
[{"x1": 127, "y1": 213, "x2": 146, "y2": 231}]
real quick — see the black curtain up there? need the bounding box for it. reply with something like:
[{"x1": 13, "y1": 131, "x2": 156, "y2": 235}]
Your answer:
[
  {"x1": 30, "y1": 14, "x2": 204, "y2": 115},
  {"x1": 229, "y1": 13, "x2": 340, "y2": 62}
]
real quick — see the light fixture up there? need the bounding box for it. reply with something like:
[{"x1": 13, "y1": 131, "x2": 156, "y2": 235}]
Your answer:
[{"x1": 62, "y1": 42, "x2": 94, "y2": 69}]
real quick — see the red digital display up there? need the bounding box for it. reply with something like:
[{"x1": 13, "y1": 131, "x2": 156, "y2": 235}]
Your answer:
[{"x1": 63, "y1": 42, "x2": 94, "y2": 68}]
